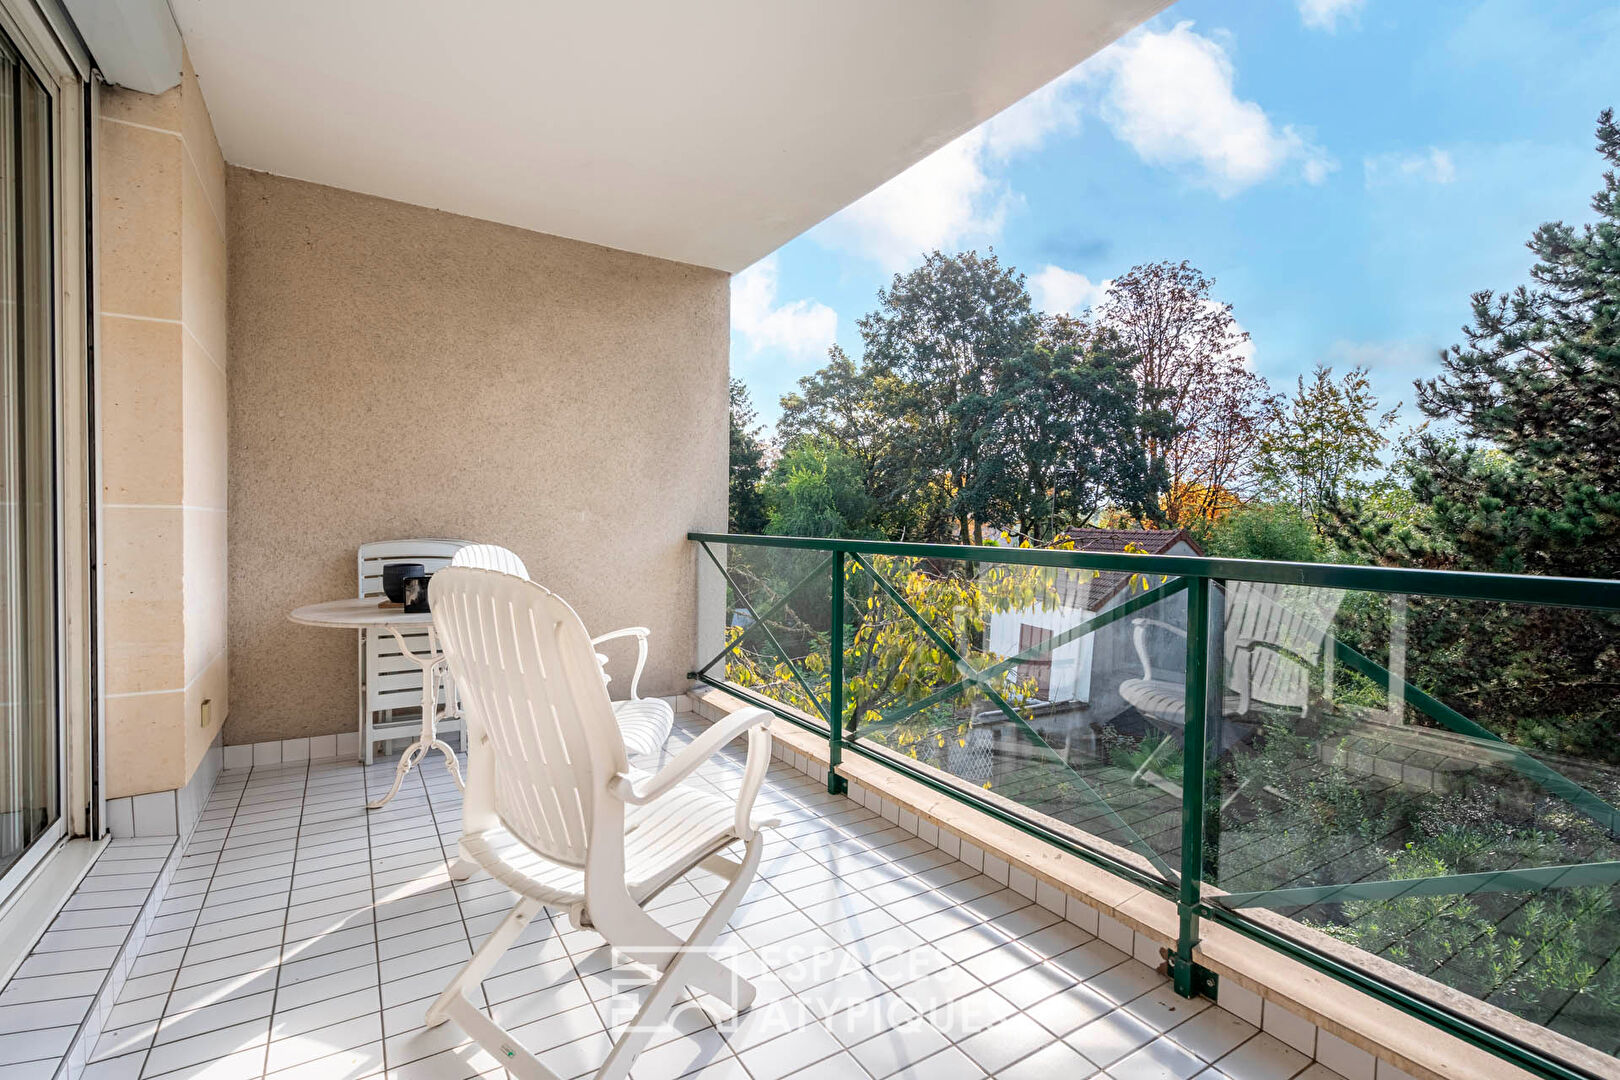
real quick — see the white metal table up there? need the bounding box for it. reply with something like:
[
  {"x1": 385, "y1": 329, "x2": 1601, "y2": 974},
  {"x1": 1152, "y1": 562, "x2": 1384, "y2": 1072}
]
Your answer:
[{"x1": 289, "y1": 597, "x2": 463, "y2": 809}]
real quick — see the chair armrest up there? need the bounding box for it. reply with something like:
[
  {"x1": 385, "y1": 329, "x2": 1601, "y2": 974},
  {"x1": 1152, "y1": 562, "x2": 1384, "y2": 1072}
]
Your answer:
[
  {"x1": 590, "y1": 627, "x2": 651, "y2": 645},
  {"x1": 591, "y1": 627, "x2": 650, "y2": 700},
  {"x1": 609, "y1": 707, "x2": 774, "y2": 831}
]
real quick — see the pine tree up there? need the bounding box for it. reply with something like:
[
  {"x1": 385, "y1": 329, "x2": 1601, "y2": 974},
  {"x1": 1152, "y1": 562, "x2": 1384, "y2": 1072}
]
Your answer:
[
  {"x1": 1370, "y1": 109, "x2": 1620, "y2": 577},
  {"x1": 728, "y1": 380, "x2": 769, "y2": 534},
  {"x1": 1332, "y1": 110, "x2": 1620, "y2": 759}
]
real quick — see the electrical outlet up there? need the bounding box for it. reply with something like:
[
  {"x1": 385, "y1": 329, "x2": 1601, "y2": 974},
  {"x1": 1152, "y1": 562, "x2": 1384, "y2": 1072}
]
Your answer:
[{"x1": 201, "y1": 697, "x2": 212, "y2": 728}]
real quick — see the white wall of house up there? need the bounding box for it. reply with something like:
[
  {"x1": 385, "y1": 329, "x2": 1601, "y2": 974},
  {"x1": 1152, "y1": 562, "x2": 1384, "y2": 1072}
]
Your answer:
[
  {"x1": 987, "y1": 607, "x2": 1096, "y2": 703},
  {"x1": 987, "y1": 540, "x2": 1200, "y2": 707}
]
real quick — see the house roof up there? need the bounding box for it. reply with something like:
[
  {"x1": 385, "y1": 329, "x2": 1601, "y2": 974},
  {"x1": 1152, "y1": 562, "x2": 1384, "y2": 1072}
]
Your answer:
[
  {"x1": 1062, "y1": 528, "x2": 1203, "y2": 557},
  {"x1": 153, "y1": 0, "x2": 1168, "y2": 272},
  {"x1": 1052, "y1": 528, "x2": 1203, "y2": 609}
]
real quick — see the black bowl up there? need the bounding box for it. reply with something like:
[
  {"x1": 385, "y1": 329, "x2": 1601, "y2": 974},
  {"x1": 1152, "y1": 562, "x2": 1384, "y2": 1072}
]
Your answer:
[{"x1": 382, "y1": 562, "x2": 425, "y2": 603}]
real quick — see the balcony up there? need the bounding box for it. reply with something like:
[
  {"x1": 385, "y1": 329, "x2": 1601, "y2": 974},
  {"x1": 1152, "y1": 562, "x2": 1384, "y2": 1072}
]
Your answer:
[
  {"x1": 4, "y1": 533, "x2": 1614, "y2": 1080},
  {"x1": 0, "y1": 3, "x2": 1608, "y2": 1080},
  {"x1": 9, "y1": 713, "x2": 1345, "y2": 1080},
  {"x1": 686, "y1": 532, "x2": 1620, "y2": 1080}
]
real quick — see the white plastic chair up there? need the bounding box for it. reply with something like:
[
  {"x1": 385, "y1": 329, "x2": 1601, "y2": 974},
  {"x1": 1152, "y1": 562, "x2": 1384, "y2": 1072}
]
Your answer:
[
  {"x1": 425, "y1": 567, "x2": 774, "y2": 1080},
  {"x1": 357, "y1": 538, "x2": 472, "y2": 764},
  {"x1": 1120, "y1": 581, "x2": 1345, "y2": 788},
  {"x1": 448, "y1": 542, "x2": 675, "y2": 759},
  {"x1": 449, "y1": 542, "x2": 530, "y2": 579}
]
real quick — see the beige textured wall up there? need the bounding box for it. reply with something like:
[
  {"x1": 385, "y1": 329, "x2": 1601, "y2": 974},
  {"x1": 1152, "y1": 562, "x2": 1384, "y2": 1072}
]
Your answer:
[
  {"x1": 226, "y1": 169, "x2": 728, "y2": 744},
  {"x1": 99, "y1": 55, "x2": 229, "y2": 799}
]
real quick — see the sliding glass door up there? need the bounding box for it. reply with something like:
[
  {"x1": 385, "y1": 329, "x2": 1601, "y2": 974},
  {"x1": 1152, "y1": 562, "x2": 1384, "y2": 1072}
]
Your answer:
[{"x1": 0, "y1": 28, "x2": 59, "y2": 888}]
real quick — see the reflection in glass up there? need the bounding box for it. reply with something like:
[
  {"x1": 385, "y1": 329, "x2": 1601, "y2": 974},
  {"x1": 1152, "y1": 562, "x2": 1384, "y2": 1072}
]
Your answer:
[{"x1": 0, "y1": 37, "x2": 58, "y2": 883}]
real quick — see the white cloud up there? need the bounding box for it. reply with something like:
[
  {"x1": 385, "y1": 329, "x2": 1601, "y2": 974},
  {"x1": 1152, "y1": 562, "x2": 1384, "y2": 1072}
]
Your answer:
[
  {"x1": 1298, "y1": 0, "x2": 1365, "y2": 32},
  {"x1": 1363, "y1": 147, "x2": 1457, "y2": 186},
  {"x1": 1203, "y1": 299, "x2": 1257, "y2": 367},
  {"x1": 1089, "y1": 22, "x2": 1335, "y2": 196},
  {"x1": 730, "y1": 255, "x2": 837, "y2": 362},
  {"x1": 816, "y1": 65, "x2": 1088, "y2": 269},
  {"x1": 1325, "y1": 339, "x2": 1433, "y2": 373},
  {"x1": 1323, "y1": 339, "x2": 1439, "y2": 429},
  {"x1": 1031, "y1": 265, "x2": 1110, "y2": 315},
  {"x1": 815, "y1": 132, "x2": 1005, "y2": 271},
  {"x1": 980, "y1": 68, "x2": 1086, "y2": 158}
]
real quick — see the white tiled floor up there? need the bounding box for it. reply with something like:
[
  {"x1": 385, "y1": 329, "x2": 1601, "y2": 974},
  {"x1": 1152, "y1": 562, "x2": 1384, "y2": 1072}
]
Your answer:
[
  {"x1": 0, "y1": 835, "x2": 177, "y2": 1079},
  {"x1": 68, "y1": 719, "x2": 1344, "y2": 1080}
]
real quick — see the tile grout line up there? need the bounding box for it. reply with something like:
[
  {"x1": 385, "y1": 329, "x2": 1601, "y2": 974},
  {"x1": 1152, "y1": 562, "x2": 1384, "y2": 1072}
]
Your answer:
[
  {"x1": 417, "y1": 749, "x2": 511, "y2": 1074},
  {"x1": 131, "y1": 769, "x2": 251, "y2": 1079},
  {"x1": 259, "y1": 755, "x2": 314, "y2": 1080},
  {"x1": 768, "y1": 766, "x2": 1311, "y2": 1080},
  {"x1": 362, "y1": 756, "x2": 395, "y2": 1078},
  {"x1": 728, "y1": 764, "x2": 1229, "y2": 1080},
  {"x1": 69, "y1": 725, "x2": 1332, "y2": 1080}
]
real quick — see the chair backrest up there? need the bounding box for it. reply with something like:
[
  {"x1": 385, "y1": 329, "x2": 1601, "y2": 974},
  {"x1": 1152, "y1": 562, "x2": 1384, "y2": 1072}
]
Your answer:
[
  {"x1": 450, "y1": 543, "x2": 530, "y2": 579},
  {"x1": 1224, "y1": 581, "x2": 1345, "y2": 711},
  {"x1": 358, "y1": 538, "x2": 472, "y2": 715},
  {"x1": 430, "y1": 566, "x2": 629, "y2": 868}
]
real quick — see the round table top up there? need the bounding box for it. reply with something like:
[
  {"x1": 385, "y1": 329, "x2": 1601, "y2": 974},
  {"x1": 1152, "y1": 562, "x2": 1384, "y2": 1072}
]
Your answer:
[{"x1": 289, "y1": 597, "x2": 434, "y2": 630}]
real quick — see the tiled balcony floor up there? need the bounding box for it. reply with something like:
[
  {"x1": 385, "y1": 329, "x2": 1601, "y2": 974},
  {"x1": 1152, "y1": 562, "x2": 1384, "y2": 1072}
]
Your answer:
[{"x1": 75, "y1": 718, "x2": 1344, "y2": 1080}]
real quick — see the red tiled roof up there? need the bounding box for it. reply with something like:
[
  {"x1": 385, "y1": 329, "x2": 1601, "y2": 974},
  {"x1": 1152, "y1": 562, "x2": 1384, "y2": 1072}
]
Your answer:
[
  {"x1": 1050, "y1": 528, "x2": 1203, "y2": 608},
  {"x1": 1060, "y1": 528, "x2": 1203, "y2": 556}
]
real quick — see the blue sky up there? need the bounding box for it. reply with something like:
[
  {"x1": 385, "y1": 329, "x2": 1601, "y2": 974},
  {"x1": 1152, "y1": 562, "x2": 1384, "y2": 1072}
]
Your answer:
[{"x1": 730, "y1": 0, "x2": 1620, "y2": 438}]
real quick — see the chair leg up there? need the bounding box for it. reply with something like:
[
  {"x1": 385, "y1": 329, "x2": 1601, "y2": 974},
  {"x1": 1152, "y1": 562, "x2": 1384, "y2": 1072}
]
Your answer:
[
  {"x1": 425, "y1": 896, "x2": 543, "y2": 1028},
  {"x1": 440, "y1": 994, "x2": 562, "y2": 1080},
  {"x1": 595, "y1": 833, "x2": 764, "y2": 1080}
]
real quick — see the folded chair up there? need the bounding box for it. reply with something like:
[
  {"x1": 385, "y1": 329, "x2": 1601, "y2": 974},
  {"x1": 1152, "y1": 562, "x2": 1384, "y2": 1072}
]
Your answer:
[
  {"x1": 425, "y1": 567, "x2": 775, "y2": 1080},
  {"x1": 448, "y1": 543, "x2": 675, "y2": 758},
  {"x1": 357, "y1": 538, "x2": 472, "y2": 765}
]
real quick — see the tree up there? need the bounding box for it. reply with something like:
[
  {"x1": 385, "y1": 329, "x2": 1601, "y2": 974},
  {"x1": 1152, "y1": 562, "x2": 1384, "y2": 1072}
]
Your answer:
[
  {"x1": 728, "y1": 379, "x2": 768, "y2": 534},
  {"x1": 1257, "y1": 363, "x2": 1398, "y2": 523},
  {"x1": 1391, "y1": 109, "x2": 1620, "y2": 579},
  {"x1": 1329, "y1": 109, "x2": 1620, "y2": 759},
  {"x1": 762, "y1": 438, "x2": 877, "y2": 538},
  {"x1": 859, "y1": 249, "x2": 1036, "y2": 543},
  {"x1": 1098, "y1": 260, "x2": 1272, "y2": 528},
  {"x1": 1197, "y1": 502, "x2": 1324, "y2": 563},
  {"x1": 776, "y1": 347, "x2": 926, "y2": 537},
  {"x1": 976, "y1": 314, "x2": 1165, "y2": 541},
  {"x1": 724, "y1": 557, "x2": 1059, "y2": 739}
]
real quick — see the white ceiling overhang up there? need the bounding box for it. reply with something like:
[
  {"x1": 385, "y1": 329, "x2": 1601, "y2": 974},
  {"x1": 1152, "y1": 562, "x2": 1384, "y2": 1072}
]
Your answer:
[{"x1": 155, "y1": 1, "x2": 1167, "y2": 272}]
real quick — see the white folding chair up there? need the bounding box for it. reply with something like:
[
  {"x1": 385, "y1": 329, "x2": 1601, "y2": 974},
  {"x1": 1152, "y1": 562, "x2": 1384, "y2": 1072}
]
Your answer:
[
  {"x1": 1120, "y1": 581, "x2": 1346, "y2": 796},
  {"x1": 448, "y1": 542, "x2": 675, "y2": 759},
  {"x1": 357, "y1": 538, "x2": 472, "y2": 764},
  {"x1": 425, "y1": 567, "x2": 774, "y2": 1080}
]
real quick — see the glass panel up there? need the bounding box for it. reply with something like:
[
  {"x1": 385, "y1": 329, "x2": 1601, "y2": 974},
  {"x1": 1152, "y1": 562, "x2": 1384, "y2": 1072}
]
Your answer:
[
  {"x1": 0, "y1": 39, "x2": 57, "y2": 883},
  {"x1": 708, "y1": 542, "x2": 834, "y2": 723},
  {"x1": 841, "y1": 552, "x2": 1187, "y2": 883},
  {"x1": 1205, "y1": 585, "x2": 1620, "y2": 1058}
]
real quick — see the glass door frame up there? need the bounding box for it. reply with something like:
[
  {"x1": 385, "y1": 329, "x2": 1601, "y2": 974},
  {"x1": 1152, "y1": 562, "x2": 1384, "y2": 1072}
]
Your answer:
[{"x1": 0, "y1": 0, "x2": 92, "y2": 908}]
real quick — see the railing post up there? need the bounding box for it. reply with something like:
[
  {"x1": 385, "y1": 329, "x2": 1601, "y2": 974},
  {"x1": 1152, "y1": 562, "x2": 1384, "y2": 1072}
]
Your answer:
[
  {"x1": 1172, "y1": 575, "x2": 1216, "y2": 998},
  {"x1": 827, "y1": 549, "x2": 848, "y2": 795}
]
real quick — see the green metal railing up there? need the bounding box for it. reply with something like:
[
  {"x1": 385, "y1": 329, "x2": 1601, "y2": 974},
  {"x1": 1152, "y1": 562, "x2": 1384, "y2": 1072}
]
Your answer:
[{"x1": 690, "y1": 531, "x2": 1620, "y2": 1080}]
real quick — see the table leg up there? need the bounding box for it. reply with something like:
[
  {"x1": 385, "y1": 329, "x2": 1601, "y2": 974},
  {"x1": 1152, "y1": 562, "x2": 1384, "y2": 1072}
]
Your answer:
[{"x1": 367, "y1": 625, "x2": 464, "y2": 810}]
